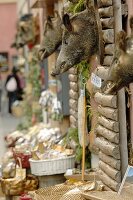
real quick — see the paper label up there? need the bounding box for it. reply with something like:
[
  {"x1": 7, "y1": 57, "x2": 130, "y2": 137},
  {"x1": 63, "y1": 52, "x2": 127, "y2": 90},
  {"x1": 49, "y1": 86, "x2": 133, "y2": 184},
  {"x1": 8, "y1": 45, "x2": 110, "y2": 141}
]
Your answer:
[
  {"x1": 65, "y1": 169, "x2": 73, "y2": 176},
  {"x1": 91, "y1": 73, "x2": 102, "y2": 88}
]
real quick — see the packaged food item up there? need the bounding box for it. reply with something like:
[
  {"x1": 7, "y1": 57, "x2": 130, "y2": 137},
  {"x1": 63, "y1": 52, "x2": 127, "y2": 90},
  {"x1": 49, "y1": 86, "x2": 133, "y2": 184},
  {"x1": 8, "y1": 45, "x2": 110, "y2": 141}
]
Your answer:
[
  {"x1": 13, "y1": 151, "x2": 31, "y2": 169},
  {"x1": 1, "y1": 162, "x2": 38, "y2": 196},
  {"x1": 2, "y1": 162, "x2": 16, "y2": 179},
  {"x1": 1, "y1": 160, "x2": 26, "y2": 196},
  {"x1": 20, "y1": 194, "x2": 32, "y2": 200}
]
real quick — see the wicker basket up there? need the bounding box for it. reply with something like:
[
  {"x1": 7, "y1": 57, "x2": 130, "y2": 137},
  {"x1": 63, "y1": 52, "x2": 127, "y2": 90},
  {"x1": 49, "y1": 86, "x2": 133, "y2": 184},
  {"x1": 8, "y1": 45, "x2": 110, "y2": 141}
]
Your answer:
[
  {"x1": 12, "y1": 103, "x2": 24, "y2": 117},
  {"x1": 1, "y1": 174, "x2": 38, "y2": 196},
  {"x1": 13, "y1": 150, "x2": 31, "y2": 169},
  {"x1": 29, "y1": 155, "x2": 75, "y2": 176}
]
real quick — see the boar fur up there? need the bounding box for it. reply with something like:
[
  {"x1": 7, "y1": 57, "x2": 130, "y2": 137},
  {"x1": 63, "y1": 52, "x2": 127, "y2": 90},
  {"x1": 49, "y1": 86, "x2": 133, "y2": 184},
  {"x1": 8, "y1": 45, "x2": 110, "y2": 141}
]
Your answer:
[
  {"x1": 12, "y1": 14, "x2": 40, "y2": 49},
  {"x1": 38, "y1": 12, "x2": 62, "y2": 60},
  {"x1": 51, "y1": 3, "x2": 99, "y2": 76}
]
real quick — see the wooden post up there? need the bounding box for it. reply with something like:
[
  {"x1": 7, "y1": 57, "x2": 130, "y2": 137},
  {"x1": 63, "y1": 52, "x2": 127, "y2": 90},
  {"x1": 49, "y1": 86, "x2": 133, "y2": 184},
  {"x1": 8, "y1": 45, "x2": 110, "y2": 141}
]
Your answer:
[
  {"x1": 99, "y1": 160, "x2": 121, "y2": 182},
  {"x1": 96, "y1": 124, "x2": 119, "y2": 144},
  {"x1": 126, "y1": 1, "x2": 133, "y2": 149},
  {"x1": 69, "y1": 99, "x2": 78, "y2": 111},
  {"x1": 94, "y1": 92, "x2": 117, "y2": 108},
  {"x1": 98, "y1": 0, "x2": 112, "y2": 8},
  {"x1": 70, "y1": 82, "x2": 78, "y2": 92},
  {"x1": 68, "y1": 74, "x2": 78, "y2": 82},
  {"x1": 99, "y1": 151, "x2": 121, "y2": 170},
  {"x1": 103, "y1": 55, "x2": 113, "y2": 66},
  {"x1": 105, "y1": 44, "x2": 115, "y2": 55},
  {"x1": 99, "y1": 6, "x2": 113, "y2": 17},
  {"x1": 69, "y1": 89, "x2": 79, "y2": 100},
  {"x1": 98, "y1": 116, "x2": 119, "y2": 132},
  {"x1": 98, "y1": 169, "x2": 120, "y2": 191},
  {"x1": 69, "y1": 67, "x2": 78, "y2": 75},
  {"x1": 70, "y1": 109, "x2": 78, "y2": 119},
  {"x1": 102, "y1": 29, "x2": 114, "y2": 43},
  {"x1": 82, "y1": 89, "x2": 86, "y2": 182},
  {"x1": 94, "y1": 66, "x2": 109, "y2": 80},
  {"x1": 113, "y1": 0, "x2": 128, "y2": 178},
  {"x1": 95, "y1": 137, "x2": 120, "y2": 159},
  {"x1": 98, "y1": 106, "x2": 118, "y2": 121},
  {"x1": 101, "y1": 18, "x2": 114, "y2": 29}
]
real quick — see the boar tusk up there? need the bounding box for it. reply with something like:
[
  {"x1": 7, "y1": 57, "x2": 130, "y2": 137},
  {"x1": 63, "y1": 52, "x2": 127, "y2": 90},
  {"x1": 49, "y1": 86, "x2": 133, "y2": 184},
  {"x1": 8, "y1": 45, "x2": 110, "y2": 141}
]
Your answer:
[
  {"x1": 51, "y1": 67, "x2": 61, "y2": 76},
  {"x1": 41, "y1": 50, "x2": 47, "y2": 60},
  {"x1": 38, "y1": 49, "x2": 47, "y2": 60}
]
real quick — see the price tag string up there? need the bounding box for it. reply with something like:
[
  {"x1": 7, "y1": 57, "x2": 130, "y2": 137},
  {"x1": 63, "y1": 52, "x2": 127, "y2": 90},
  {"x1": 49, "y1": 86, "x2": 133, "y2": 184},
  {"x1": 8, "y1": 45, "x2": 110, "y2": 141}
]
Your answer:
[{"x1": 79, "y1": 68, "x2": 87, "y2": 182}]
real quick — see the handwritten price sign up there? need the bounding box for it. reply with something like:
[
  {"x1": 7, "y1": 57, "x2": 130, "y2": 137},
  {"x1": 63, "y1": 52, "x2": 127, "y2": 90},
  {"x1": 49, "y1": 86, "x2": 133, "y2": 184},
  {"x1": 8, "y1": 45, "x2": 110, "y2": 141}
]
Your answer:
[{"x1": 91, "y1": 73, "x2": 102, "y2": 88}]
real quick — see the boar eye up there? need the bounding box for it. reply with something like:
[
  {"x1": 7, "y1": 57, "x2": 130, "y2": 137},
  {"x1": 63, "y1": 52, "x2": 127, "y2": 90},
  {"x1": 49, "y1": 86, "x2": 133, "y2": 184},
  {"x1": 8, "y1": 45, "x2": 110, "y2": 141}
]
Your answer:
[{"x1": 64, "y1": 39, "x2": 68, "y2": 45}]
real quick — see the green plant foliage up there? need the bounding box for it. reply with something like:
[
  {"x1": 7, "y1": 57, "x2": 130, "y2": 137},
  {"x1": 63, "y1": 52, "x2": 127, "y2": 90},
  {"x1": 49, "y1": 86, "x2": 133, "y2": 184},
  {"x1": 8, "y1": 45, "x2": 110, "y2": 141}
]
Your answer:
[
  {"x1": 73, "y1": 0, "x2": 85, "y2": 14},
  {"x1": 19, "y1": 48, "x2": 42, "y2": 129},
  {"x1": 68, "y1": 0, "x2": 85, "y2": 14},
  {"x1": 75, "y1": 145, "x2": 82, "y2": 162},
  {"x1": 28, "y1": 62, "x2": 41, "y2": 100},
  {"x1": 68, "y1": 2, "x2": 77, "y2": 14},
  {"x1": 77, "y1": 61, "x2": 90, "y2": 84},
  {"x1": 51, "y1": 112, "x2": 63, "y2": 121},
  {"x1": 63, "y1": 128, "x2": 91, "y2": 168},
  {"x1": 17, "y1": 123, "x2": 28, "y2": 131},
  {"x1": 85, "y1": 148, "x2": 91, "y2": 168},
  {"x1": 67, "y1": 127, "x2": 79, "y2": 143}
]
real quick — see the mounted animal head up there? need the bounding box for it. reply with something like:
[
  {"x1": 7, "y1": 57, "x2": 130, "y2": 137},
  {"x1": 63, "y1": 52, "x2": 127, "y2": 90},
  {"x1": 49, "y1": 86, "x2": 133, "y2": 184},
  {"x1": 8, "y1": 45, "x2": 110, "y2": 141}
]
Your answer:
[
  {"x1": 11, "y1": 14, "x2": 40, "y2": 49},
  {"x1": 102, "y1": 16, "x2": 133, "y2": 94},
  {"x1": 51, "y1": 4, "x2": 99, "y2": 76},
  {"x1": 38, "y1": 12, "x2": 63, "y2": 61},
  {"x1": 11, "y1": 31, "x2": 25, "y2": 49},
  {"x1": 20, "y1": 14, "x2": 40, "y2": 46}
]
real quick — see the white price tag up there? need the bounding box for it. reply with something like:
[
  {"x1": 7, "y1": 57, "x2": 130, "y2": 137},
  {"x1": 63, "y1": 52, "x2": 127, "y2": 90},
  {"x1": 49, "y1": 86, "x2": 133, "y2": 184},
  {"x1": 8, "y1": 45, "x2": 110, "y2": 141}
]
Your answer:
[
  {"x1": 65, "y1": 169, "x2": 73, "y2": 176},
  {"x1": 91, "y1": 73, "x2": 102, "y2": 88}
]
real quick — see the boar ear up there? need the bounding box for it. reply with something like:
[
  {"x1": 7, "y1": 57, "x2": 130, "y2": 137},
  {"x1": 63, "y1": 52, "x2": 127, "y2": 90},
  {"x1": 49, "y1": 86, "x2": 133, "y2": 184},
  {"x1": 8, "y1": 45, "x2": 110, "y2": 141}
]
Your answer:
[
  {"x1": 63, "y1": 14, "x2": 72, "y2": 32},
  {"x1": 46, "y1": 16, "x2": 53, "y2": 29},
  {"x1": 47, "y1": 16, "x2": 52, "y2": 24},
  {"x1": 54, "y1": 10, "x2": 60, "y2": 18},
  {"x1": 130, "y1": 16, "x2": 133, "y2": 31},
  {"x1": 85, "y1": 0, "x2": 93, "y2": 9}
]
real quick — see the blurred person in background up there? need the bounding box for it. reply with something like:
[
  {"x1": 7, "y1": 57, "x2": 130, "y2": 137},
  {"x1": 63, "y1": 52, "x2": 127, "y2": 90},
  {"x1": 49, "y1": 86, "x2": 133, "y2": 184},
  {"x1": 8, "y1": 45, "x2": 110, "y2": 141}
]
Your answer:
[
  {"x1": 5, "y1": 67, "x2": 23, "y2": 114},
  {"x1": 17, "y1": 69, "x2": 25, "y2": 94}
]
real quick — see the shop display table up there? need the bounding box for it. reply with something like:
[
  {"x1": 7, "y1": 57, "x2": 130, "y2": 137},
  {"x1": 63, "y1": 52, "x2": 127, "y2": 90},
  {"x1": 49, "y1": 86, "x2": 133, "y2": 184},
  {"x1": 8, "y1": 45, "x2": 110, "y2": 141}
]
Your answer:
[
  {"x1": 38, "y1": 174, "x2": 66, "y2": 188},
  {"x1": 81, "y1": 184, "x2": 133, "y2": 200}
]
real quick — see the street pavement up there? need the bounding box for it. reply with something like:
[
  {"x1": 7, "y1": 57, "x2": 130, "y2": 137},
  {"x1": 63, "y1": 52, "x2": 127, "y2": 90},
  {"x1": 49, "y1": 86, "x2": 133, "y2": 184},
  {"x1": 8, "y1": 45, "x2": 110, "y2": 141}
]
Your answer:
[{"x1": 0, "y1": 95, "x2": 22, "y2": 164}]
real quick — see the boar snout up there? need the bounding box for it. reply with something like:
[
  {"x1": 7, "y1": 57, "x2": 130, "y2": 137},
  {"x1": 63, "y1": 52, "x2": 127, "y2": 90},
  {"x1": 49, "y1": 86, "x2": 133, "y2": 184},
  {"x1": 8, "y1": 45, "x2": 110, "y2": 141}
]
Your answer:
[{"x1": 51, "y1": 61, "x2": 67, "y2": 76}]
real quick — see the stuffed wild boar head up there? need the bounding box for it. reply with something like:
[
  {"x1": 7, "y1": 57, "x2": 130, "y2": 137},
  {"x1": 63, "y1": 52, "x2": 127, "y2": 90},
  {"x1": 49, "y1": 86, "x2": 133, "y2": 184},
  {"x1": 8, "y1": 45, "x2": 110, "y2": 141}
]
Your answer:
[
  {"x1": 51, "y1": 6, "x2": 99, "y2": 76},
  {"x1": 19, "y1": 14, "x2": 40, "y2": 45},
  {"x1": 38, "y1": 12, "x2": 63, "y2": 60},
  {"x1": 11, "y1": 31, "x2": 25, "y2": 49},
  {"x1": 102, "y1": 16, "x2": 133, "y2": 94},
  {"x1": 11, "y1": 14, "x2": 40, "y2": 49}
]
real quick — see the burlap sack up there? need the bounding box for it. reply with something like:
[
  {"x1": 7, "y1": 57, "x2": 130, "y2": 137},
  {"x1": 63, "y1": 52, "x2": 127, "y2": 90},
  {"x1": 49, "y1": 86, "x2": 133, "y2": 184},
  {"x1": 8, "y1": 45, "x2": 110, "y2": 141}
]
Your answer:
[
  {"x1": 60, "y1": 188, "x2": 85, "y2": 200},
  {"x1": 33, "y1": 184, "x2": 75, "y2": 200}
]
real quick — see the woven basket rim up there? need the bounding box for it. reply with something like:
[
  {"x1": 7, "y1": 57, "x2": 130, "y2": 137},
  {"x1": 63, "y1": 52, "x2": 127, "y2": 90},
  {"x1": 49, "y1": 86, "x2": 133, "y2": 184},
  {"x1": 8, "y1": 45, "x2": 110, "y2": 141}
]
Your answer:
[{"x1": 29, "y1": 155, "x2": 75, "y2": 163}]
